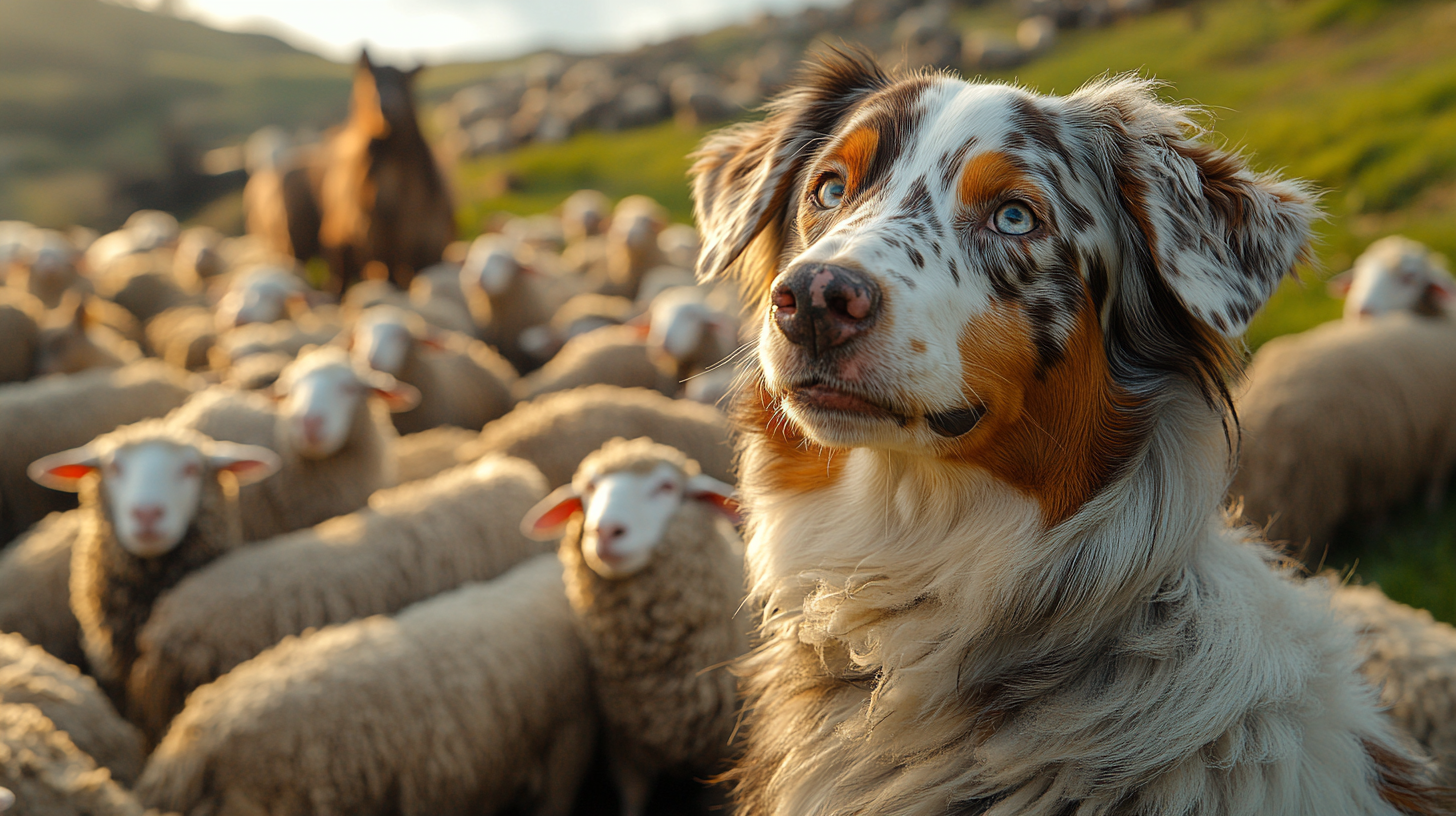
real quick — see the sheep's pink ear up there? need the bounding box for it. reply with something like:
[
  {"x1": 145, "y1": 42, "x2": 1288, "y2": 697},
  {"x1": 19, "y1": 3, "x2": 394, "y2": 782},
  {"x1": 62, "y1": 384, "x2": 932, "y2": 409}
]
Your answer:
[
  {"x1": 28, "y1": 446, "x2": 101, "y2": 492},
  {"x1": 359, "y1": 369, "x2": 421, "y2": 412},
  {"x1": 1427, "y1": 276, "x2": 1456, "y2": 304},
  {"x1": 1326, "y1": 270, "x2": 1353, "y2": 298},
  {"x1": 521, "y1": 485, "x2": 584, "y2": 541},
  {"x1": 208, "y1": 442, "x2": 281, "y2": 486},
  {"x1": 686, "y1": 474, "x2": 740, "y2": 525}
]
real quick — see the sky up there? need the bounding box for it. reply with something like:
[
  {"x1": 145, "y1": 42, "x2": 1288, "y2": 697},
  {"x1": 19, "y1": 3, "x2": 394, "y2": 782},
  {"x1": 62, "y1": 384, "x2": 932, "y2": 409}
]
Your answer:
[{"x1": 142, "y1": 0, "x2": 847, "y2": 63}]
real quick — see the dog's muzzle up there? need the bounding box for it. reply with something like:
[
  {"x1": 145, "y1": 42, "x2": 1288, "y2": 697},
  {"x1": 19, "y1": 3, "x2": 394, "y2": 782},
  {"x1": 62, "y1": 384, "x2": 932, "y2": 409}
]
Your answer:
[{"x1": 771, "y1": 263, "x2": 880, "y2": 358}]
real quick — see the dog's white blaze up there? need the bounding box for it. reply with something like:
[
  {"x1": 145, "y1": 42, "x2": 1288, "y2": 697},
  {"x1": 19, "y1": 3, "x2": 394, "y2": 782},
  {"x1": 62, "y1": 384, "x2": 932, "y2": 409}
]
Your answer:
[
  {"x1": 580, "y1": 463, "x2": 685, "y2": 579},
  {"x1": 277, "y1": 363, "x2": 364, "y2": 459},
  {"x1": 104, "y1": 442, "x2": 206, "y2": 558}
]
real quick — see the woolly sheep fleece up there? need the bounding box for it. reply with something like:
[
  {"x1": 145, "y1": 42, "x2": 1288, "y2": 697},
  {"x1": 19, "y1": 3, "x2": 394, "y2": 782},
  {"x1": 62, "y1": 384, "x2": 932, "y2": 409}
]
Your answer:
[{"x1": 0, "y1": 703, "x2": 159, "y2": 816}]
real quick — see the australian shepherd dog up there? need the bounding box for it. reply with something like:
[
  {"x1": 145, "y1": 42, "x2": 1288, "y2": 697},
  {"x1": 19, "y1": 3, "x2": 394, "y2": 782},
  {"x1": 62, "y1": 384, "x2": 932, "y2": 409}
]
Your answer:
[{"x1": 689, "y1": 51, "x2": 1450, "y2": 815}]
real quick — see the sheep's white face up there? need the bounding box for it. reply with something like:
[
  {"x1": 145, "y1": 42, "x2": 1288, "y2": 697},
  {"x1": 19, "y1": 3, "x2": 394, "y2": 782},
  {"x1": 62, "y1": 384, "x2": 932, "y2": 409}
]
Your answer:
[
  {"x1": 648, "y1": 288, "x2": 738, "y2": 368},
  {"x1": 277, "y1": 363, "x2": 367, "y2": 459},
  {"x1": 352, "y1": 312, "x2": 414, "y2": 376},
  {"x1": 658, "y1": 224, "x2": 701, "y2": 270},
  {"x1": 1341, "y1": 239, "x2": 1454, "y2": 320},
  {"x1": 461, "y1": 236, "x2": 521, "y2": 296},
  {"x1": 217, "y1": 270, "x2": 300, "y2": 328},
  {"x1": 580, "y1": 463, "x2": 689, "y2": 579},
  {"x1": 103, "y1": 442, "x2": 208, "y2": 558}
]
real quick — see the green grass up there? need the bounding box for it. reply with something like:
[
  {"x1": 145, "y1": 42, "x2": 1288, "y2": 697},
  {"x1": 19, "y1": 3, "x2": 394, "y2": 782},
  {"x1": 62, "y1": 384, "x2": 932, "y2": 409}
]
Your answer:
[{"x1": 446, "y1": 0, "x2": 1456, "y2": 621}]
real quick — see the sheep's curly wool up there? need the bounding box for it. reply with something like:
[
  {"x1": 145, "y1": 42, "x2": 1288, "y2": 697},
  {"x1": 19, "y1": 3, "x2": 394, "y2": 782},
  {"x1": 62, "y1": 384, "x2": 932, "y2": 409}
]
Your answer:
[{"x1": 558, "y1": 439, "x2": 745, "y2": 780}]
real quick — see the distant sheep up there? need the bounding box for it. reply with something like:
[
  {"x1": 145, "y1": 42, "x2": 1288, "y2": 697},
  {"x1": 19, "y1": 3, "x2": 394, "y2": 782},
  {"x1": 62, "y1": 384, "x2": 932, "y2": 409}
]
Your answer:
[
  {"x1": 599, "y1": 196, "x2": 667, "y2": 298},
  {"x1": 212, "y1": 265, "x2": 308, "y2": 330},
  {"x1": 561, "y1": 189, "x2": 611, "y2": 245},
  {"x1": 395, "y1": 425, "x2": 479, "y2": 483},
  {"x1": 0, "y1": 361, "x2": 197, "y2": 545},
  {"x1": 137, "y1": 555, "x2": 593, "y2": 816},
  {"x1": 525, "y1": 438, "x2": 745, "y2": 816},
  {"x1": 34, "y1": 294, "x2": 142, "y2": 377},
  {"x1": 513, "y1": 324, "x2": 675, "y2": 402},
  {"x1": 645, "y1": 286, "x2": 740, "y2": 385},
  {"x1": 8, "y1": 228, "x2": 82, "y2": 309},
  {"x1": 0, "y1": 289, "x2": 42, "y2": 384},
  {"x1": 460, "y1": 384, "x2": 736, "y2": 487},
  {"x1": 168, "y1": 346, "x2": 414, "y2": 542},
  {"x1": 0, "y1": 632, "x2": 144, "y2": 786},
  {"x1": 28, "y1": 421, "x2": 279, "y2": 701},
  {"x1": 1328, "y1": 235, "x2": 1455, "y2": 320},
  {"x1": 350, "y1": 305, "x2": 517, "y2": 434},
  {"x1": 1232, "y1": 314, "x2": 1456, "y2": 558},
  {"x1": 460, "y1": 234, "x2": 573, "y2": 373},
  {"x1": 127, "y1": 455, "x2": 549, "y2": 743}
]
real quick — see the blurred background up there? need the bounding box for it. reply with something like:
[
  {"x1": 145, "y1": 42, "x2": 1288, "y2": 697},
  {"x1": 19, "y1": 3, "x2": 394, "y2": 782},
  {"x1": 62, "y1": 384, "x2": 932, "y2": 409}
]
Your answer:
[{"x1": 2, "y1": 0, "x2": 1453, "y2": 615}]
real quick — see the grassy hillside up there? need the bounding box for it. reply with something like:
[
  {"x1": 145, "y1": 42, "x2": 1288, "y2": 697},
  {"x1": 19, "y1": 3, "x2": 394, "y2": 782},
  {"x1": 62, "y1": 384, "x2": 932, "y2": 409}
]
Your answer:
[
  {"x1": 0, "y1": 0, "x2": 353, "y2": 227},
  {"x1": 450, "y1": 0, "x2": 1456, "y2": 621}
]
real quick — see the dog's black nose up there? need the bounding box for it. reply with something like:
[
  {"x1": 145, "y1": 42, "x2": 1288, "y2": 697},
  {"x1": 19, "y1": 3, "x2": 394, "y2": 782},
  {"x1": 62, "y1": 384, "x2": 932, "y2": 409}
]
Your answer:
[{"x1": 771, "y1": 264, "x2": 881, "y2": 357}]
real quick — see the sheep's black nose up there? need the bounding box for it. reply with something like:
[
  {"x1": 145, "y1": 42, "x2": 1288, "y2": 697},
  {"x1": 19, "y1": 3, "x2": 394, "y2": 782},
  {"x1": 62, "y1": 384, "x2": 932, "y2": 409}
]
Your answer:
[{"x1": 771, "y1": 264, "x2": 880, "y2": 357}]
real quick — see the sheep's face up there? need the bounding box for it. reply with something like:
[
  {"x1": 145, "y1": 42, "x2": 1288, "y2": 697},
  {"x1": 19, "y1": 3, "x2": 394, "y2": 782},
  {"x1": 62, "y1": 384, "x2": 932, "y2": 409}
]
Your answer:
[
  {"x1": 216, "y1": 270, "x2": 300, "y2": 329},
  {"x1": 29, "y1": 434, "x2": 280, "y2": 558},
  {"x1": 647, "y1": 289, "x2": 738, "y2": 375},
  {"x1": 523, "y1": 458, "x2": 739, "y2": 580},
  {"x1": 277, "y1": 363, "x2": 369, "y2": 459},
  {"x1": 1333, "y1": 237, "x2": 1454, "y2": 320},
  {"x1": 461, "y1": 236, "x2": 522, "y2": 297},
  {"x1": 352, "y1": 311, "x2": 414, "y2": 376},
  {"x1": 102, "y1": 442, "x2": 209, "y2": 557}
]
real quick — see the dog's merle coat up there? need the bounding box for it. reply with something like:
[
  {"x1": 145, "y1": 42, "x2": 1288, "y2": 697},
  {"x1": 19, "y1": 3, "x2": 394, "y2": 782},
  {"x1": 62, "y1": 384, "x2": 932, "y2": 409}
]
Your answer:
[{"x1": 691, "y1": 51, "x2": 1450, "y2": 816}]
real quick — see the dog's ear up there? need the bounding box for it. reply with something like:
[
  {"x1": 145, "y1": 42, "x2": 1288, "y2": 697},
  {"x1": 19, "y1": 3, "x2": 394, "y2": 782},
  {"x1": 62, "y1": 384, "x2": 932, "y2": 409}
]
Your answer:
[
  {"x1": 1070, "y1": 78, "x2": 1318, "y2": 338},
  {"x1": 690, "y1": 49, "x2": 891, "y2": 295}
]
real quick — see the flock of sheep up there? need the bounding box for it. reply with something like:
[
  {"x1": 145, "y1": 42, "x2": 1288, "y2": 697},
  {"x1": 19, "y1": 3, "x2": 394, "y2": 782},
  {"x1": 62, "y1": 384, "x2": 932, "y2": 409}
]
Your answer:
[{"x1": 0, "y1": 192, "x2": 1455, "y2": 815}]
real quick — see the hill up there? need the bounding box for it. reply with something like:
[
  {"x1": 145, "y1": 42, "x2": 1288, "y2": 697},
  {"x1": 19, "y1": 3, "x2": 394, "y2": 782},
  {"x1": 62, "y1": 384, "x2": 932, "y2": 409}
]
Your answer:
[{"x1": 0, "y1": 0, "x2": 353, "y2": 227}]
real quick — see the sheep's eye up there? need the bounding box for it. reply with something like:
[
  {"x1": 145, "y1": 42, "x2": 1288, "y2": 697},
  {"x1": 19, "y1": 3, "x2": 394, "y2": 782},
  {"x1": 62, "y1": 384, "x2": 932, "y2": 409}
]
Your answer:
[
  {"x1": 992, "y1": 201, "x2": 1037, "y2": 236},
  {"x1": 814, "y1": 175, "x2": 847, "y2": 209},
  {"x1": 654, "y1": 481, "x2": 676, "y2": 495}
]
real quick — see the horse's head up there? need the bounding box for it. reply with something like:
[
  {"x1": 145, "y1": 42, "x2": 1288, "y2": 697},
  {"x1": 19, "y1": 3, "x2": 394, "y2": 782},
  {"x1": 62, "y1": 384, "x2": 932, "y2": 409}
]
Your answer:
[{"x1": 352, "y1": 49, "x2": 424, "y2": 138}]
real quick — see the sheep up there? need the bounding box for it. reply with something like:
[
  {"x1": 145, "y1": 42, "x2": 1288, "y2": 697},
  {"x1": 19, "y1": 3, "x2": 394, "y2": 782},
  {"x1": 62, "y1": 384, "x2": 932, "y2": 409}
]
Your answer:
[
  {"x1": 561, "y1": 189, "x2": 612, "y2": 245},
  {"x1": 512, "y1": 324, "x2": 677, "y2": 402},
  {"x1": 141, "y1": 307, "x2": 215, "y2": 372},
  {"x1": 1231, "y1": 313, "x2": 1456, "y2": 559},
  {"x1": 8, "y1": 229, "x2": 82, "y2": 309},
  {"x1": 459, "y1": 384, "x2": 736, "y2": 488},
  {"x1": 0, "y1": 512, "x2": 86, "y2": 669},
  {"x1": 33, "y1": 294, "x2": 143, "y2": 377},
  {"x1": 1327, "y1": 235, "x2": 1455, "y2": 320},
  {"x1": 0, "y1": 632, "x2": 144, "y2": 786},
  {"x1": 406, "y1": 262, "x2": 478, "y2": 335},
  {"x1": 599, "y1": 195, "x2": 667, "y2": 298},
  {"x1": 524, "y1": 438, "x2": 745, "y2": 816},
  {"x1": 644, "y1": 286, "x2": 741, "y2": 385},
  {"x1": 350, "y1": 305, "x2": 517, "y2": 434},
  {"x1": 169, "y1": 227, "x2": 226, "y2": 293},
  {"x1": 1328, "y1": 582, "x2": 1456, "y2": 788},
  {"x1": 212, "y1": 264, "x2": 308, "y2": 330},
  {"x1": 517, "y1": 292, "x2": 637, "y2": 364},
  {"x1": 0, "y1": 703, "x2": 159, "y2": 816},
  {"x1": 92, "y1": 252, "x2": 195, "y2": 327},
  {"x1": 0, "y1": 289, "x2": 41, "y2": 385},
  {"x1": 167, "y1": 346, "x2": 414, "y2": 542},
  {"x1": 219, "y1": 351, "x2": 292, "y2": 391},
  {"x1": 0, "y1": 361, "x2": 198, "y2": 545},
  {"x1": 204, "y1": 313, "x2": 341, "y2": 373},
  {"x1": 27, "y1": 421, "x2": 279, "y2": 703},
  {"x1": 395, "y1": 425, "x2": 480, "y2": 483},
  {"x1": 657, "y1": 224, "x2": 700, "y2": 272},
  {"x1": 137, "y1": 555, "x2": 594, "y2": 816},
  {"x1": 126, "y1": 453, "x2": 550, "y2": 743},
  {"x1": 460, "y1": 234, "x2": 572, "y2": 372}
]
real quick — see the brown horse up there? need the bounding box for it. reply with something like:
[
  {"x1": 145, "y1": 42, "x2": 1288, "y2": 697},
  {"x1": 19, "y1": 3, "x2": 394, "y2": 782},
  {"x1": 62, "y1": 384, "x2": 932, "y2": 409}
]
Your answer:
[{"x1": 318, "y1": 50, "x2": 455, "y2": 292}]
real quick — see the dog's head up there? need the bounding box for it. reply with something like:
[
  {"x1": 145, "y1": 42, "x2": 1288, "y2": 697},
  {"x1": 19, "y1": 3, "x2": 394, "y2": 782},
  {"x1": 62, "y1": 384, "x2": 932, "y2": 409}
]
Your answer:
[{"x1": 693, "y1": 51, "x2": 1315, "y2": 519}]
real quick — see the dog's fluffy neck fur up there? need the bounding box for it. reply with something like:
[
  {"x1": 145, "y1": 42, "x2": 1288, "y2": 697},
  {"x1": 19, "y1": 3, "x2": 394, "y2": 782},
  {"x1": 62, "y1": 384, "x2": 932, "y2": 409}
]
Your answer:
[{"x1": 732, "y1": 378, "x2": 1422, "y2": 816}]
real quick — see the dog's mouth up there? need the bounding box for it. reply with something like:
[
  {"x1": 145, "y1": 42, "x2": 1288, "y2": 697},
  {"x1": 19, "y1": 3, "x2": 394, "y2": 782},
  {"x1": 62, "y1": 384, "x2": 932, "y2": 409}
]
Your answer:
[{"x1": 782, "y1": 381, "x2": 985, "y2": 439}]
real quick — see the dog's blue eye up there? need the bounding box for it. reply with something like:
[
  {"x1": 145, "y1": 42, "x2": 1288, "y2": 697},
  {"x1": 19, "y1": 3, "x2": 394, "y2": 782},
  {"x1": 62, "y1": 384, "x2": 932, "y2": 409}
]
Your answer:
[
  {"x1": 815, "y1": 176, "x2": 846, "y2": 209},
  {"x1": 993, "y1": 201, "x2": 1036, "y2": 235}
]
